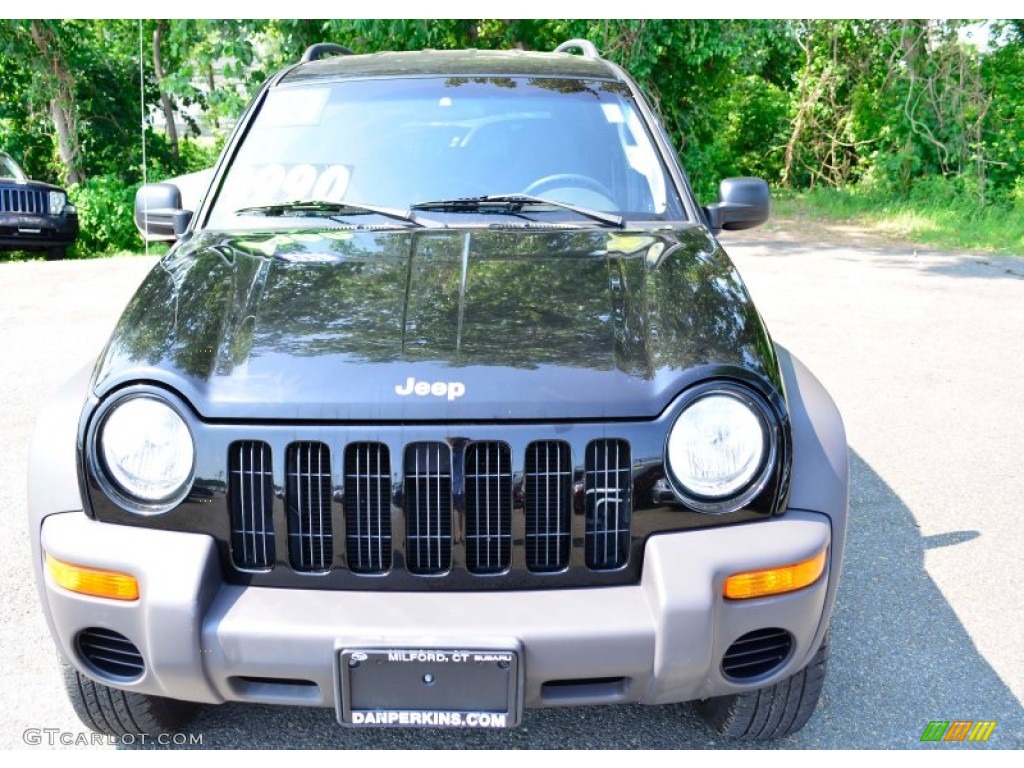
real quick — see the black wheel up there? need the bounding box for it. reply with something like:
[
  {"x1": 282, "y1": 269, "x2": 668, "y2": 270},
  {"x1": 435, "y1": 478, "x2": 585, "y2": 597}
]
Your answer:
[
  {"x1": 45, "y1": 246, "x2": 66, "y2": 261},
  {"x1": 695, "y1": 633, "x2": 829, "y2": 740},
  {"x1": 61, "y1": 657, "x2": 201, "y2": 738}
]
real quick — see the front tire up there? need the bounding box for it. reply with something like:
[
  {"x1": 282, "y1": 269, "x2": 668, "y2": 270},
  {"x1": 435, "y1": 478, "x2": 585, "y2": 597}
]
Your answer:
[
  {"x1": 696, "y1": 633, "x2": 829, "y2": 739},
  {"x1": 45, "y1": 246, "x2": 66, "y2": 261},
  {"x1": 61, "y1": 658, "x2": 201, "y2": 738}
]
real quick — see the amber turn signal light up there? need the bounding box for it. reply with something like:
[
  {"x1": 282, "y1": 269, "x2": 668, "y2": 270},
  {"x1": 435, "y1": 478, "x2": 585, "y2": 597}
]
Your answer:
[
  {"x1": 45, "y1": 554, "x2": 140, "y2": 601},
  {"x1": 724, "y1": 549, "x2": 827, "y2": 600}
]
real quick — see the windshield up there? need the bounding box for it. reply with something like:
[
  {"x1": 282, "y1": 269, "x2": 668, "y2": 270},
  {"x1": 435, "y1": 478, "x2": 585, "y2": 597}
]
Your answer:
[
  {"x1": 207, "y1": 76, "x2": 685, "y2": 229},
  {"x1": 0, "y1": 152, "x2": 26, "y2": 181}
]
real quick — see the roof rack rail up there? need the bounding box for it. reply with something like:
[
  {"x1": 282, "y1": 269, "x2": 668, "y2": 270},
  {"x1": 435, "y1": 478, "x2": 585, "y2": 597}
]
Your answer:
[
  {"x1": 553, "y1": 39, "x2": 600, "y2": 59},
  {"x1": 300, "y1": 43, "x2": 355, "y2": 63}
]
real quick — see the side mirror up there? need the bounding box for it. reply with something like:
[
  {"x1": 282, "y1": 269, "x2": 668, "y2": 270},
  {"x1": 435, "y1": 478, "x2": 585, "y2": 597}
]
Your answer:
[
  {"x1": 703, "y1": 177, "x2": 770, "y2": 233},
  {"x1": 134, "y1": 183, "x2": 193, "y2": 241}
]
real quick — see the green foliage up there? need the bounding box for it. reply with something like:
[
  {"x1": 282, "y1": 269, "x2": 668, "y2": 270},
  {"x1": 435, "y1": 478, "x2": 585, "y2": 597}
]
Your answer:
[
  {"x1": 68, "y1": 175, "x2": 142, "y2": 256},
  {"x1": 156, "y1": 20, "x2": 263, "y2": 135},
  {"x1": 0, "y1": 116, "x2": 52, "y2": 181},
  {"x1": 61, "y1": 135, "x2": 218, "y2": 258},
  {"x1": 684, "y1": 75, "x2": 792, "y2": 199},
  {"x1": 145, "y1": 134, "x2": 224, "y2": 182},
  {"x1": 980, "y1": 36, "x2": 1024, "y2": 202},
  {"x1": 2, "y1": 19, "x2": 1022, "y2": 257},
  {"x1": 775, "y1": 182, "x2": 1024, "y2": 255}
]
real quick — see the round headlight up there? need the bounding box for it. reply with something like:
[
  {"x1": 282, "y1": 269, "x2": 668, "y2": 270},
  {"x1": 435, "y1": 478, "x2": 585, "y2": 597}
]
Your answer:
[
  {"x1": 100, "y1": 396, "x2": 194, "y2": 506},
  {"x1": 666, "y1": 390, "x2": 771, "y2": 509}
]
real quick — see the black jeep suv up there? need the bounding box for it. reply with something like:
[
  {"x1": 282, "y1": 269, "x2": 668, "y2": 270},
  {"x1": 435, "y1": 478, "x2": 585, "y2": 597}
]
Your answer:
[
  {"x1": 0, "y1": 150, "x2": 78, "y2": 260},
  {"x1": 30, "y1": 40, "x2": 848, "y2": 742}
]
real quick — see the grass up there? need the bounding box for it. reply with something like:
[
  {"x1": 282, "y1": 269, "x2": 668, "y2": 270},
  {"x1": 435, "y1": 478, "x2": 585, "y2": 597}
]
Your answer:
[{"x1": 771, "y1": 187, "x2": 1024, "y2": 257}]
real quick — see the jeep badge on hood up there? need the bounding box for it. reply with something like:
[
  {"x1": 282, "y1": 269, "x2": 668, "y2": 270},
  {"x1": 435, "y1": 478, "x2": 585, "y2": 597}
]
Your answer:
[{"x1": 395, "y1": 376, "x2": 466, "y2": 401}]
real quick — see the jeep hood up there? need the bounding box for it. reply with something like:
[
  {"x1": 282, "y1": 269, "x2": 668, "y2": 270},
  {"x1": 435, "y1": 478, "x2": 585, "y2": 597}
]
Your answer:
[{"x1": 93, "y1": 227, "x2": 782, "y2": 421}]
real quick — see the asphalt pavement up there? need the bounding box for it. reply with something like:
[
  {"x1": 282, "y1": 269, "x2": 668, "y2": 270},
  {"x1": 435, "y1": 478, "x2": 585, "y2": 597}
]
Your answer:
[{"x1": 1, "y1": 232, "x2": 1021, "y2": 749}]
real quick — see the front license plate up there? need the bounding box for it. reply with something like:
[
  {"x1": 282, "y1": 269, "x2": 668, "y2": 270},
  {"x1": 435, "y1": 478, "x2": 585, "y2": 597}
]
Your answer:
[
  {"x1": 339, "y1": 648, "x2": 519, "y2": 728},
  {"x1": 17, "y1": 216, "x2": 45, "y2": 230}
]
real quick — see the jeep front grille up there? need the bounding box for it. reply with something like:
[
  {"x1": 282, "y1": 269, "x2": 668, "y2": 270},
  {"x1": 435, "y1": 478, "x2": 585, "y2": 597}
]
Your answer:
[
  {"x1": 219, "y1": 436, "x2": 637, "y2": 584},
  {"x1": 404, "y1": 442, "x2": 453, "y2": 575},
  {"x1": 286, "y1": 442, "x2": 333, "y2": 572},
  {"x1": 524, "y1": 441, "x2": 572, "y2": 572},
  {"x1": 464, "y1": 441, "x2": 512, "y2": 574},
  {"x1": 344, "y1": 442, "x2": 392, "y2": 574},
  {"x1": 584, "y1": 439, "x2": 631, "y2": 570},
  {"x1": 229, "y1": 441, "x2": 276, "y2": 570},
  {"x1": 0, "y1": 186, "x2": 48, "y2": 214}
]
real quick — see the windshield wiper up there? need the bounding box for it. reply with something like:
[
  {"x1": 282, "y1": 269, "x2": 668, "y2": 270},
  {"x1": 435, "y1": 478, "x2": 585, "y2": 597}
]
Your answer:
[
  {"x1": 411, "y1": 194, "x2": 625, "y2": 229},
  {"x1": 235, "y1": 200, "x2": 442, "y2": 228}
]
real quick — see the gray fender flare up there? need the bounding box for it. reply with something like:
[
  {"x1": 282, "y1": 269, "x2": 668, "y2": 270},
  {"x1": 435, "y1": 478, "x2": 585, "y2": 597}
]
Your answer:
[
  {"x1": 27, "y1": 363, "x2": 94, "y2": 637},
  {"x1": 775, "y1": 344, "x2": 850, "y2": 661}
]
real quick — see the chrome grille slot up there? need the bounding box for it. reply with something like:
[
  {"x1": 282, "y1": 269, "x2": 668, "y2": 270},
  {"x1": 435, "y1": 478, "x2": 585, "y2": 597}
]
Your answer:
[
  {"x1": 524, "y1": 441, "x2": 572, "y2": 572},
  {"x1": 228, "y1": 441, "x2": 276, "y2": 570},
  {"x1": 285, "y1": 442, "x2": 333, "y2": 572},
  {"x1": 344, "y1": 442, "x2": 392, "y2": 574},
  {"x1": 404, "y1": 442, "x2": 452, "y2": 575},
  {"x1": 219, "y1": 434, "x2": 639, "y2": 585},
  {"x1": 464, "y1": 441, "x2": 512, "y2": 574},
  {"x1": 584, "y1": 439, "x2": 631, "y2": 570},
  {"x1": 0, "y1": 187, "x2": 48, "y2": 214}
]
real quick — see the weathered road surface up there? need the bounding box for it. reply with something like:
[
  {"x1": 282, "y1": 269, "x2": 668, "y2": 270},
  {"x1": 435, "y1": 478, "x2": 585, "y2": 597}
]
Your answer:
[{"x1": 1, "y1": 234, "x2": 1021, "y2": 749}]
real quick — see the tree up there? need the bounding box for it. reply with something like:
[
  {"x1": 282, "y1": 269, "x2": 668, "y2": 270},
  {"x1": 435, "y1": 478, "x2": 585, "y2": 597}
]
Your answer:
[
  {"x1": 0, "y1": 20, "x2": 87, "y2": 184},
  {"x1": 153, "y1": 20, "x2": 179, "y2": 161}
]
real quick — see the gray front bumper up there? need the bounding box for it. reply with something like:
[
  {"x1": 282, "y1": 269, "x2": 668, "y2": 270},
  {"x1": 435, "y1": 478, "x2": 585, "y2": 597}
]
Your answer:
[{"x1": 41, "y1": 509, "x2": 833, "y2": 713}]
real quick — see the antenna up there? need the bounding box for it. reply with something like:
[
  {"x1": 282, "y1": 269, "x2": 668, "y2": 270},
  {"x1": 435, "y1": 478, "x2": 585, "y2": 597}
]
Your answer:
[{"x1": 138, "y1": 20, "x2": 149, "y2": 256}]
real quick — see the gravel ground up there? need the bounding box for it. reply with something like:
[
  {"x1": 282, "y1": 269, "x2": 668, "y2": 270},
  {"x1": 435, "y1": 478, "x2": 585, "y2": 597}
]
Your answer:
[{"x1": 1, "y1": 233, "x2": 1021, "y2": 750}]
